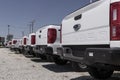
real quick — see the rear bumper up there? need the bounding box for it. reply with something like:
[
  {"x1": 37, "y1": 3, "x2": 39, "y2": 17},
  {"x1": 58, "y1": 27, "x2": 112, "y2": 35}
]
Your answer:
[
  {"x1": 85, "y1": 48, "x2": 120, "y2": 65},
  {"x1": 10, "y1": 47, "x2": 20, "y2": 51},
  {"x1": 57, "y1": 47, "x2": 120, "y2": 65},
  {"x1": 24, "y1": 46, "x2": 31, "y2": 51},
  {"x1": 32, "y1": 45, "x2": 47, "y2": 55},
  {"x1": 57, "y1": 47, "x2": 84, "y2": 63},
  {"x1": 46, "y1": 45, "x2": 60, "y2": 56},
  {"x1": 45, "y1": 47, "x2": 53, "y2": 55}
]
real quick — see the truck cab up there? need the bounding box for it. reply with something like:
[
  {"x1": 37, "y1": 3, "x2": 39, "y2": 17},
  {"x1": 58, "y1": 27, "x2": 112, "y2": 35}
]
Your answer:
[{"x1": 58, "y1": 0, "x2": 120, "y2": 79}]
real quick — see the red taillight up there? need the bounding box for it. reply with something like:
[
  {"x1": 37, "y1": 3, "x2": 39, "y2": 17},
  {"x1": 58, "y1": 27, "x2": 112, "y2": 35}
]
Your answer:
[
  {"x1": 9, "y1": 42, "x2": 12, "y2": 45},
  {"x1": 13, "y1": 40, "x2": 17, "y2": 44},
  {"x1": 23, "y1": 38, "x2": 27, "y2": 45},
  {"x1": 31, "y1": 35, "x2": 36, "y2": 45},
  {"x1": 47, "y1": 28, "x2": 57, "y2": 43},
  {"x1": 110, "y1": 2, "x2": 120, "y2": 40}
]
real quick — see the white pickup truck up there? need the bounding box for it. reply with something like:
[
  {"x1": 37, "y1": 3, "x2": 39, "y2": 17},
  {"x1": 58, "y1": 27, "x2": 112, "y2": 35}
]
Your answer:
[
  {"x1": 19, "y1": 36, "x2": 28, "y2": 53},
  {"x1": 10, "y1": 39, "x2": 19, "y2": 51},
  {"x1": 10, "y1": 39, "x2": 22, "y2": 52},
  {"x1": 57, "y1": 0, "x2": 120, "y2": 79},
  {"x1": 34, "y1": 25, "x2": 67, "y2": 64},
  {"x1": 24, "y1": 33, "x2": 36, "y2": 56},
  {"x1": 6, "y1": 41, "x2": 12, "y2": 48},
  {"x1": 17, "y1": 39, "x2": 22, "y2": 53}
]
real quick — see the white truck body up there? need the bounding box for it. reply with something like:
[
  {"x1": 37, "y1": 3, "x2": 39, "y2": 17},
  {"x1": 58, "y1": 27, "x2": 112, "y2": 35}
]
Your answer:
[
  {"x1": 34, "y1": 25, "x2": 67, "y2": 62},
  {"x1": 11, "y1": 39, "x2": 22, "y2": 50},
  {"x1": 35, "y1": 25, "x2": 60, "y2": 55},
  {"x1": 59, "y1": 0, "x2": 120, "y2": 79},
  {"x1": 28, "y1": 33, "x2": 36, "y2": 47},
  {"x1": 23, "y1": 33, "x2": 36, "y2": 56},
  {"x1": 11, "y1": 39, "x2": 18, "y2": 49},
  {"x1": 22, "y1": 36, "x2": 28, "y2": 47},
  {"x1": 36, "y1": 25, "x2": 60, "y2": 45},
  {"x1": 62, "y1": 0, "x2": 110, "y2": 45},
  {"x1": 36, "y1": 26, "x2": 48, "y2": 45},
  {"x1": 17, "y1": 39, "x2": 22, "y2": 48},
  {"x1": 6, "y1": 41, "x2": 12, "y2": 48},
  {"x1": 18, "y1": 36, "x2": 29, "y2": 53},
  {"x1": 62, "y1": 0, "x2": 120, "y2": 48}
]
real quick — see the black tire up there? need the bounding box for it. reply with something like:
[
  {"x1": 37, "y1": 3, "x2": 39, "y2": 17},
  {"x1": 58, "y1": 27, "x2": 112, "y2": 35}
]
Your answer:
[
  {"x1": 46, "y1": 55, "x2": 53, "y2": 62},
  {"x1": 18, "y1": 49, "x2": 22, "y2": 53},
  {"x1": 53, "y1": 57, "x2": 68, "y2": 65},
  {"x1": 31, "y1": 52, "x2": 36, "y2": 57},
  {"x1": 23, "y1": 50, "x2": 29, "y2": 55},
  {"x1": 40, "y1": 55, "x2": 47, "y2": 60},
  {"x1": 71, "y1": 61, "x2": 87, "y2": 72},
  {"x1": 88, "y1": 66, "x2": 114, "y2": 79}
]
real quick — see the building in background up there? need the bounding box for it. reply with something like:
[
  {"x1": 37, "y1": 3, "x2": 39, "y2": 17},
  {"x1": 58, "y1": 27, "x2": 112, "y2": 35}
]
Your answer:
[
  {"x1": 0, "y1": 37, "x2": 5, "y2": 46},
  {"x1": 6, "y1": 34, "x2": 13, "y2": 42}
]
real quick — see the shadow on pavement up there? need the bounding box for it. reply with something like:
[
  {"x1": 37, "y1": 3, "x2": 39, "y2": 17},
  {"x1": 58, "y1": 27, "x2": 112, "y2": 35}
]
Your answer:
[
  {"x1": 42, "y1": 63, "x2": 75, "y2": 73},
  {"x1": 24, "y1": 55, "x2": 34, "y2": 58},
  {"x1": 31, "y1": 58, "x2": 49, "y2": 63}
]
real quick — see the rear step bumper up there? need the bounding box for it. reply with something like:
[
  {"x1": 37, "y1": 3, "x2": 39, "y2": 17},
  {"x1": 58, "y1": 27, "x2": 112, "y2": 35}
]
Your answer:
[
  {"x1": 57, "y1": 47, "x2": 120, "y2": 65},
  {"x1": 85, "y1": 48, "x2": 120, "y2": 65},
  {"x1": 57, "y1": 47, "x2": 85, "y2": 63},
  {"x1": 45, "y1": 47, "x2": 53, "y2": 55}
]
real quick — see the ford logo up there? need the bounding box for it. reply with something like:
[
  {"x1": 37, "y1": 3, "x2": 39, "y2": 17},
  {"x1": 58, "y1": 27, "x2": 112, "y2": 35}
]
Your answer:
[{"x1": 73, "y1": 24, "x2": 81, "y2": 31}]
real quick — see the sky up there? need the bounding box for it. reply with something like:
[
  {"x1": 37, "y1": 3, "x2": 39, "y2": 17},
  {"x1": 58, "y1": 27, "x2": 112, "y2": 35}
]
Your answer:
[{"x1": 0, "y1": 0, "x2": 90, "y2": 39}]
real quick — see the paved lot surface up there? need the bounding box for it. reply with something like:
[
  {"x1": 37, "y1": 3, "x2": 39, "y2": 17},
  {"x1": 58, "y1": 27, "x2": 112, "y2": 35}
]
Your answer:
[{"x1": 0, "y1": 48, "x2": 120, "y2": 80}]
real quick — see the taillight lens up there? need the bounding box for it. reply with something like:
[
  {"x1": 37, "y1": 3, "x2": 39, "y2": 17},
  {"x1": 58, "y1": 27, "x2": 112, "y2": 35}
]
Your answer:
[
  {"x1": 47, "y1": 28, "x2": 57, "y2": 43},
  {"x1": 9, "y1": 42, "x2": 12, "y2": 45},
  {"x1": 31, "y1": 35, "x2": 36, "y2": 45},
  {"x1": 110, "y1": 2, "x2": 120, "y2": 40},
  {"x1": 23, "y1": 38, "x2": 27, "y2": 45},
  {"x1": 13, "y1": 40, "x2": 17, "y2": 44}
]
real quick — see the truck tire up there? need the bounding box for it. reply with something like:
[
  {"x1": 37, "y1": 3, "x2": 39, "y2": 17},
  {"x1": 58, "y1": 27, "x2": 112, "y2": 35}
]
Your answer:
[
  {"x1": 18, "y1": 49, "x2": 22, "y2": 53},
  {"x1": 23, "y1": 50, "x2": 27, "y2": 55},
  {"x1": 53, "y1": 57, "x2": 68, "y2": 65},
  {"x1": 46, "y1": 55, "x2": 53, "y2": 62},
  {"x1": 31, "y1": 52, "x2": 36, "y2": 57},
  {"x1": 71, "y1": 61, "x2": 87, "y2": 72},
  {"x1": 40, "y1": 55, "x2": 47, "y2": 60},
  {"x1": 88, "y1": 66, "x2": 114, "y2": 79}
]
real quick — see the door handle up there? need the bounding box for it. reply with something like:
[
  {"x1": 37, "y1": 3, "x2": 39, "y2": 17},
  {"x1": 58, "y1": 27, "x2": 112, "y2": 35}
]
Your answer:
[{"x1": 74, "y1": 14, "x2": 82, "y2": 20}]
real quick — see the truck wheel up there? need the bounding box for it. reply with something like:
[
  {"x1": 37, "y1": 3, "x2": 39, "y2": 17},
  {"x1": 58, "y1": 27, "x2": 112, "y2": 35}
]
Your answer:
[
  {"x1": 88, "y1": 66, "x2": 114, "y2": 79},
  {"x1": 18, "y1": 49, "x2": 22, "y2": 53},
  {"x1": 46, "y1": 55, "x2": 53, "y2": 62},
  {"x1": 40, "y1": 55, "x2": 47, "y2": 60},
  {"x1": 31, "y1": 52, "x2": 36, "y2": 57},
  {"x1": 53, "y1": 57, "x2": 68, "y2": 65},
  {"x1": 23, "y1": 50, "x2": 29, "y2": 55},
  {"x1": 71, "y1": 61, "x2": 87, "y2": 72}
]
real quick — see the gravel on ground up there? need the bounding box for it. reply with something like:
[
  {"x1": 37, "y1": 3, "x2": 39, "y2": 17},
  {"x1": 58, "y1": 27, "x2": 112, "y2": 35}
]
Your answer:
[{"x1": 0, "y1": 48, "x2": 119, "y2": 80}]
